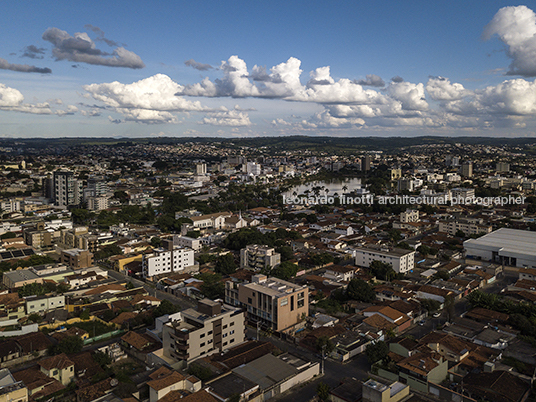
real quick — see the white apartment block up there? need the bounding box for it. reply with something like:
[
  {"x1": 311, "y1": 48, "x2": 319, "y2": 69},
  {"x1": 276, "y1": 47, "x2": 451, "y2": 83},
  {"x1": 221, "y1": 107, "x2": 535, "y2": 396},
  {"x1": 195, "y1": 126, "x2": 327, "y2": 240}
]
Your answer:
[
  {"x1": 451, "y1": 188, "x2": 475, "y2": 199},
  {"x1": 438, "y1": 219, "x2": 492, "y2": 236},
  {"x1": 354, "y1": 246, "x2": 415, "y2": 274},
  {"x1": 246, "y1": 162, "x2": 262, "y2": 176},
  {"x1": 0, "y1": 199, "x2": 21, "y2": 214},
  {"x1": 400, "y1": 209, "x2": 419, "y2": 223},
  {"x1": 25, "y1": 294, "x2": 65, "y2": 314},
  {"x1": 162, "y1": 299, "x2": 246, "y2": 363},
  {"x1": 190, "y1": 212, "x2": 232, "y2": 230},
  {"x1": 173, "y1": 235, "x2": 202, "y2": 251},
  {"x1": 142, "y1": 246, "x2": 195, "y2": 278},
  {"x1": 87, "y1": 196, "x2": 109, "y2": 211},
  {"x1": 240, "y1": 244, "x2": 281, "y2": 270}
]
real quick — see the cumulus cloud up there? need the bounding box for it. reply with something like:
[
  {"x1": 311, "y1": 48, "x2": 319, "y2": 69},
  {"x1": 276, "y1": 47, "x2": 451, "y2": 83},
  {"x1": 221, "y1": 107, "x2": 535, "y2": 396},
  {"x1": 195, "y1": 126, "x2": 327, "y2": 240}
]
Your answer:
[
  {"x1": 21, "y1": 45, "x2": 46, "y2": 59},
  {"x1": 483, "y1": 5, "x2": 536, "y2": 76},
  {"x1": 184, "y1": 59, "x2": 214, "y2": 71},
  {"x1": 426, "y1": 76, "x2": 471, "y2": 101},
  {"x1": 0, "y1": 58, "x2": 51, "y2": 74},
  {"x1": 0, "y1": 83, "x2": 75, "y2": 115},
  {"x1": 391, "y1": 76, "x2": 404, "y2": 83},
  {"x1": 387, "y1": 81, "x2": 428, "y2": 111},
  {"x1": 84, "y1": 74, "x2": 208, "y2": 123},
  {"x1": 201, "y1": 108, "x2": 251, "y2": 126},
  {"x1": 42, "y1": 27, "x2": 145, "y2": 69},
  {"x1": 355, "y1": 74, "x2": 385, "y2": 87}
]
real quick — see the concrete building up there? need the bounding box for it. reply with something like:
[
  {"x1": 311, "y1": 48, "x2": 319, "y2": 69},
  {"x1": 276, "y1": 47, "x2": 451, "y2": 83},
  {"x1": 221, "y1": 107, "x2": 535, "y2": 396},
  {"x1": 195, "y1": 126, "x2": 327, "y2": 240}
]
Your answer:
[
  {"x1": 162, "y1": 299, "x2": 246, "y2": 364},
  {"x1": 438, "y1": 219, "x2": 492, "y2": 236},
  {"x1": 450, "y1": 187, "x2": 475, "y2": 199},
  {"x1": 389, "y1": 169, "x2": 402, "y2": 181},
  {"x1": 354, "y1": 246, "x2": 415, "y2": 274},
  {"x1": 53, "y1": 171, "x2": 78, "y2": 207},
  {"x1": 86, "y1": 196, "x2": 109, "y2": 211},
  {"x1": 189, "y1": 212, "x2": 232, "y2": 230},
  {"x1": 461, "y1": 161, "x2": 473, "y2": 177},
  {"x1": 362, "y1": 379, "x2": 409, "y2": 402},
  {"x1": 37, "y1": 353, "x2": 74, "y2": 385},
  {"x1": 240, "y1": 244, "x2": 281, "y2": 271},
  {"x1": 397, "y1": 178, "x2": 413, "y2": 192},
  {"x1": 225, "y1": 274, "x2": 308, "y2": 332},
  {"x1": 246, "y1": 162, "x2": 262, "y2": 176},
  {"x1": 60, "y1": 249, "x2": 94, "y2": 269},
  {"x1": 196, "y1": 163, "x2": 207, "y2": 175},
  {"x1": 0, "y1": 369, "x2": 28, "y2": 402},
  {"x1": 400, "y1": 209, "x2": 419, "y2": 223},
  {"x1": 0, "y1": 199, "x2": 21, "y2": 214},
  {"x1": 465, "y1": 228, "x2": 536, "y2": 268},
  {"x1": 142, "y1": 241, "x2": 195, "y2": 279},
  {"x1": 496, "y1": 162, "x2": 510, "y2": 172},
  {"x1": 362, "y1": 155, "x2": 371, "y2": 171},
  {"x1": 22, "y1": 222, "x2": 52, "y2": 249},
  {"x1": 173, "y1": 235, "x2": 202, "y2": 251},
  {"x1": 25, "y1": 294, "x2": 65, "y2": 315}
]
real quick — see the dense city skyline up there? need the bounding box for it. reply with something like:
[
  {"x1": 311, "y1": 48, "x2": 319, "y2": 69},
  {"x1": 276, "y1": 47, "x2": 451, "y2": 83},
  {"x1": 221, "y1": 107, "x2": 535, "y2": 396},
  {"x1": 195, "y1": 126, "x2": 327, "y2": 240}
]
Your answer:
[{"x1": 3, "y1": 1, "x2": 536, "y2": 137}]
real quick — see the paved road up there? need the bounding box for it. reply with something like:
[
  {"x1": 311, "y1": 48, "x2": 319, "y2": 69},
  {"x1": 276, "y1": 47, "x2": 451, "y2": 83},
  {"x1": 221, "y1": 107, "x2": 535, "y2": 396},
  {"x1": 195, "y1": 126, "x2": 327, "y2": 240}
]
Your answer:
[{"x1": 245, "y1": 328, "x2": 370, "y2": 402}]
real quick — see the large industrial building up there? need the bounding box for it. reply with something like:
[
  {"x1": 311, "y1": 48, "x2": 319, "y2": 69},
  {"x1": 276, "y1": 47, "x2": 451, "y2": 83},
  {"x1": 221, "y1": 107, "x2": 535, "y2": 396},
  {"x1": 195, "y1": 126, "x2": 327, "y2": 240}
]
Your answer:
[{"x1": 464, "y1": 228, "x2": 536, "y2": 268}]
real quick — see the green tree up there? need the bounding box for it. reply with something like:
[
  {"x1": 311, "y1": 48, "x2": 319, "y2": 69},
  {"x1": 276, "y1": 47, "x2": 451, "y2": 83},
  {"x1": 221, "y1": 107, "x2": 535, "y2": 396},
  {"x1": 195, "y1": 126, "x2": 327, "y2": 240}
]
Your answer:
[
  {"x1": 316, "y1": 382, "x2": 330, "y2": 401},
  {"x1": 71, "y1": 208, "x2": 95, "y2": 224},
  {"x1": 347, "y1": 278, "x2": 376, "y2": 302},
  {"x1": 365, "y1": 341, "x2": 389, "y2": 364},
  {"x1": 80, "y1": 310, "x2": 90, "y2": 320},
  {"x1": 369, "y1": 260, "x2": 396, "y2": 281},
  {"x1": 93, "y1": 351, "x2": 112, "y2": 368},
  {"x1": 49, "y1": 336, "x2": 83, "y2": 355},
  {"x1": 315, "y1": 336, "x2": 335, "y2": 354},
  {"x1": 28, "y1": 313, "x2": 42, "y2": 323},
  {"x1": 150, "y1": 237, "x2": 162, "y2": 248},
  {"x1": 270, "y1": 261, "x2": 299, "y2": 280},
  {"x1": 214, "y1": 254, "x2": 237, "y2": 275},
  {"x1": 198, "y1": 273, "x2": 225, "y2": 299},
  {"x1": 0, "y1": 232, "x2": 16, "y2": 239},
  {"x1": 187, "y1": 363, "x2": 213, "y2": 381},
  {"x1": 153, "y1": 299, "x2": 180, "y2": 317}
]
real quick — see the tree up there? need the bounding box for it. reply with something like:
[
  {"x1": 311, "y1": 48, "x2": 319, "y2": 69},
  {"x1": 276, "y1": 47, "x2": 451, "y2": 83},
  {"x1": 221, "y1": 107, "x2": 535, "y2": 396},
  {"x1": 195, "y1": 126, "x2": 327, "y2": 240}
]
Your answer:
[
  {"x1": 316, "y1": 382, "x2": 330, "y2": 401},
  {"x1": 365, "y1": 341, "x2": 389, "y2": 364},
  {"x1": 270, "y1": 261, "x2": 299, "y2": 280},
  {"x1": 187, "y1": 363, "x2": 213, "y2": 381},
  {"x1": 93, "y1": 351, "x2": 112, "y2": 368},
  {"x1": 369, "y1": 260, "x2": 396, "y2": 281},
  {"x1": 80, "y1": 310, "x2": 90, "y2": 320},
  {"x1": 315, "y1": 336, "x2": 335, "y2": 354},
  {"x1": 153, "y1": 299, "x2": 180, "y2": 317},
  {"x1": 150, "y1": 237, "x2": 162, "y2": 248},
  {"x1": 28, "y1": 313, "x2": 42, "y2": 323},
  {"x1": 0, "y1": 232, "x2": 16, "y2": 239},
  {"x1": 347, "y1": 278, "x2": 376, "y2": 302},
  {"x1": 126, "y1": 281, "x2": 135, "y2": 290},
  {"x1": 214, "y1": 254, "x2": 237, "y2": 275},
  {"x1": 455, "y1": 230, "x2": 466, "y2": 238},
  {"x1": 198, "y1": 273, "x2": 225, "y2": 299},
  {"x1": 49, "y1": 336, "x2": 83, "y2": 355}
]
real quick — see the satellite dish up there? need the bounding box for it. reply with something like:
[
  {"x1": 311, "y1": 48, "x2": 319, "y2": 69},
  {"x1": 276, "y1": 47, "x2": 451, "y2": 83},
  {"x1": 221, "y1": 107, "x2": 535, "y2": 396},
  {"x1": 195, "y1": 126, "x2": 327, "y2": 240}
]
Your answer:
[{"x1": 110, "y1": 379, "x2": 119, "y2": 387}]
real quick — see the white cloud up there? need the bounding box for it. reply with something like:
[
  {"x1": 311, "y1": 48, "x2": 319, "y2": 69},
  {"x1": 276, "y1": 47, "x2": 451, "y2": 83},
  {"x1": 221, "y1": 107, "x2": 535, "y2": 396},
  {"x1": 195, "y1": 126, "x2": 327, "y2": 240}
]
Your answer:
[
  {"x1": 200, "y1": 108, "x2": 251, "y2": 126},
  {"x1": 0, "y1": 83, "x2": 75, "y2": 115},
  {"x1": 483, "y1": 6, "x2": 536, "y2": 76},
  {"x1": 387, "y1": 81, "x2": 428, "y2": 111},
  {"x1": 426, "y1": 76, "x2": 471, "y2": 101}
]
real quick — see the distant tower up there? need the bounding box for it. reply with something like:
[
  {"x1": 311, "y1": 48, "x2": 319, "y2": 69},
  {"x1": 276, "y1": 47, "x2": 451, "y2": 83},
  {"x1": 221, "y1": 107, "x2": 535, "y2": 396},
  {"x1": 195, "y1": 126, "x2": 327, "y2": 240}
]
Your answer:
[
  {"x1": 196, "y1": 163, "x2": 207, "y2": 175},
  {"x1": 361, "y1": 155, "x2": 371, "y2": 171},
  {"x1": 53, "y1": 171, "x2": 76, "y2": 207},
  {"x1": 461, "y1": 161, "x2": 473, "y2": 178}
]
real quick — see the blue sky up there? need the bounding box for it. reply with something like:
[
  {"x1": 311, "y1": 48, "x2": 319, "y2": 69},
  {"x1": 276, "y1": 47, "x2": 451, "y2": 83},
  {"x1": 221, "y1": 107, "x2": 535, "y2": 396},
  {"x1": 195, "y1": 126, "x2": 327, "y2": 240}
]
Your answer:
[{"x1": 1, "y1": 1, "x2": 536, "y2": 137}]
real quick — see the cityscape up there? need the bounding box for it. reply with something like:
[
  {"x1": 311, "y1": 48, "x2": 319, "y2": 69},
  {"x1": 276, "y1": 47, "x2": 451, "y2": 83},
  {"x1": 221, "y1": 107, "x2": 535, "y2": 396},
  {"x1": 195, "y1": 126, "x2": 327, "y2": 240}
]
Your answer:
[{"x1": 2, "y1": 2, "x2": 536, "y2": 402}]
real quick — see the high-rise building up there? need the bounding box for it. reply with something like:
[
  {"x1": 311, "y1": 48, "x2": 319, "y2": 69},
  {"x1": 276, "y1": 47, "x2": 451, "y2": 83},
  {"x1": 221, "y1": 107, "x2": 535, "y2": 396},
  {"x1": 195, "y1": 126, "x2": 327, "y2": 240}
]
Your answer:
[
  {"x1": 87, "y1": 176, "x2": 108, "y2": 197},
  {"x1": 361, "y1": 155, "x2": 371, "y2": 171},
  {"x1": 53, "y1": 171, "x2": 77, "y2": 207},
  {"x1": 496, "y1": 162, "x2": 510, "y2": 173},
  {"x1": 240, "y1": 245, "x2": 280, "y2": 270},
  {"x1": 196, "y1": 163, "x2": 207, "y2": 175},
  {"x1": 461, "y1": 161, "x2": 473, "y2": 177}
]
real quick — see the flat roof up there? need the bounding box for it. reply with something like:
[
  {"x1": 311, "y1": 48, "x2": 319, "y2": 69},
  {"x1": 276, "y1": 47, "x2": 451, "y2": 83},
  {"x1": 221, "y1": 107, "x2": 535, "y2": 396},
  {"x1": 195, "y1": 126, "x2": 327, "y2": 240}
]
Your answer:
[
  {"x1": 464, "y1": 228, "x2": 536, "y2": 257},
  {"x1": 233, "y1": 353, "x2": 297, "y2": 390}
]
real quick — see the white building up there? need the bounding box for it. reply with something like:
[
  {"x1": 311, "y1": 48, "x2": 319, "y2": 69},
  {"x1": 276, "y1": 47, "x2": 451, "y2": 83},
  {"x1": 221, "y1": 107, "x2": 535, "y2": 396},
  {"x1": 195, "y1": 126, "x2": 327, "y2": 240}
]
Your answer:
[
  {"x1": 451, "y1": 187, "x2": 475, "y2": 199},
  {"x1": 439, "y1": 219, "x2": 492, "y2": 236},
  {"x1": 0, "y1": 199, "x2": 21, "y2": 214},
  {"x1": 25, "y1": 294, "x2": 65, "y2": 314},
  {"x1": 196, "y1": 163, "x2": 207, "y2": 175},
  {"x1": 142, "y1": 246, "x2": 195, "y2": 278},
  {"x1": 464, "y1": 228, "x2": 536, "y2": 268},
  {"x1": 173, "y1": 235, "x2": 202, "y2": 251},
  {"x1": 354, "y1": 246, "x2": 415, "y2": 274},
  {"x1": 87, "y1": 196, "x2": 109, "y2": 211},
  {"x1": 190, "y1": 212, "x2": 232, "y2": 230},
  {"x1": 246, "y1": 162, "x2": 262, "y2": 176},
  {"x1": 240, "y1": 244, "x2": 281, "y2": 270},
  {"x1": 400, "y1": 209, "x2": 419, "y2": 223}
]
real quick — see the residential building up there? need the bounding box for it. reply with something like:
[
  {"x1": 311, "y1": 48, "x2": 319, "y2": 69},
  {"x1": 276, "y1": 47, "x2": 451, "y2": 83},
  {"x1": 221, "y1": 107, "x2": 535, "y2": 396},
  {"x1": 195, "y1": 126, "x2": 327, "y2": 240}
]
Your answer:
[
  {"x1": 240, "y1": 244, "x2": 281, "y2": 270},
  {"x1": 189, "y1": 212, "x2": 232, "y2": 230},
  {"x1": 38, "y1": 353, "x2": 74, "y2": 385},
  {"x1": 25, "y1": 294, "x2": 65, "y2": 314},
  {"x1": 86, "y1": 196, "x2": 109, "y2": 211},
  {"x1": 465, "y1": 228, "x2": 536, "y2": 268},
  {"x1": 354, "y1": 246, "x2": 415, "y2": 274},
  {"x1": 142, "y1": 243, "x2": 195, "y2": 279},
  {"x1": 451, "y1": 187, "x2": 475, "y2": 199},
  {"x1": 389, "y1": 168, "x2": 402, "y2": 181},
  {"x1": 225, "y1": 274, "x2": 308, "y2": 332},
  {"x1": 438, "y1": 218, "x2": 492, "y2": 236},
  {"x1": 0, "y1": 369, "x2": 28, "y2": 402},
  {"x1": 173, "y1": 235, "x2": 202, "y2": 251},
  {"x1": 400, "y1": 209, "x2": 419, "y2": 223},
  {"x1": 0, "y1": 293, "x2": 25, "y2": 323},
  {"x1": 162, "y1": 299, "x2": 246, "y2": 364},
  {"x1": 362, "y1": 379, "x2": 409, "y2": 402},
  {"x1": 397, "y1": 178, "x2": 413, "y2": 192},
  {"x1": 22, "y1": 221, "x2": 52, "y2": 249},
  {"x1": 53, "y1": 171, "x2": 78, "y2": 207},
  {"x1": 362, "y1": 155, "x2": 371, "y2": 171},
  {"x1": 147, "y1": 367, "x2": 201, "y2": 402},
  {"x1": 461, "y1": 161, "x2": 473, "y2": 177},
  {"x1": 0, "y1": 199, "x2": 21, "y2": 214},
  {"x1": 60, "y1": 249, "x2": 94, "y2": 269},
  {"x1": 496, "y1": 162, "x2": 510, "y2": 172},
  {"x1": 195, "y1": 163, "x2": 207, "y2": 175},
  {"x1": 246, "y1": 162, "x2": 261, "y2": 176}
]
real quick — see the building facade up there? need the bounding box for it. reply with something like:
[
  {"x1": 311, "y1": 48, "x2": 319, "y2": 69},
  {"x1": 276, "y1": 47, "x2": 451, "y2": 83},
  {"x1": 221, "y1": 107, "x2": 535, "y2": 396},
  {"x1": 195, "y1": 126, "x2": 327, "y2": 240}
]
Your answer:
[
  {"x1": 142, "y1": 244, "x2": 195, "y2": 279},
  {"x1": 240, "y1": 245, "x2": 281, "y2": 271},
  {"x1": 354, "y1": 246, "x2": 415, "y2": 274}
]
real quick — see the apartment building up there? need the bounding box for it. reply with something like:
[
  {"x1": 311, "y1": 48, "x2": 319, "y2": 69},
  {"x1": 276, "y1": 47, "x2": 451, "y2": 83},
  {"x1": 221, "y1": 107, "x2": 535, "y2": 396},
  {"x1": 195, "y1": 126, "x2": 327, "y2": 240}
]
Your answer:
[
  {"x1": 354, "y1": 246, "x2": 415, "y2": 274},
  {"x1": 142, "y1": 240, "x2": 195, "y2": 279},
  {"x1": 53, "y1": 171, "x2": 79, "y2": 207},
  {"x1": 60, "y1": 249, "x2": 94, "y2": 269},
  {"x1": 225, "y1": 274, "x2": 308, "y2": 332},
  {"x1": 25, "y1": 294, "x2": 65, "y2": 315},
  {"x1": 87, "y1": 196, "x2": 109, "y2": 211},
  {"x1": 240, "y1": 245, "x2": 281, "y2": 271},
  {"x1": 400, "y1": 209, "x2": 419, "y2": 223},
  {"x1": 162, "y1": 299, "x2": 246, "y2": 364},
  {"x1": 173, "y1": 234, "x2": 202, "y2": 251},
  {"x1": 438, "y1": 219, "x2": 492, "y2": 236},
  {"x1": 22, "y1": 222, "x2": 52, "y2": 249}
]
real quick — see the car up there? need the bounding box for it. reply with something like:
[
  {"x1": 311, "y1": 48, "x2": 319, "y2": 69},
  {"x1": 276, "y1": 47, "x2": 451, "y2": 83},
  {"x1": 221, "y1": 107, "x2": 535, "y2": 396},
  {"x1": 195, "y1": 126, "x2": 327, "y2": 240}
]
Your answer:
[
  {"x1": 418, "y1": 320, "x2": 426, "y2": 326},
  {"x1": 433, "y1": 312, "x2": 441, "y2": 318}
]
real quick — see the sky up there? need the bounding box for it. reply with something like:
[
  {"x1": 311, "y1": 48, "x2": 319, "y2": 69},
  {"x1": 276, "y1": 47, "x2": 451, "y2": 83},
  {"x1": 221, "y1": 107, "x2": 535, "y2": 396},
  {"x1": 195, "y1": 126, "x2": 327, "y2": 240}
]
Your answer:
[{"x1": 2, "y1": 1, "x2": 536, "y2": 138}]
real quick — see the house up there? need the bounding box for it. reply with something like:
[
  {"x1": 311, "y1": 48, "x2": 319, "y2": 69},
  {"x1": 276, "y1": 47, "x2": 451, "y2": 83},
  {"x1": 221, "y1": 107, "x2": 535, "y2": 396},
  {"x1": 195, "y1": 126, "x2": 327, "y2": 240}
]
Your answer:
[
  {"x1": 37, "y1": 353, "x2": 75, "y2": 385},
  {"x1": 147, "y1": 367, "x2": 201, "y2": 402},
  {"x1": 363, "y1": 306, "x2": 412, "y2": 333}
]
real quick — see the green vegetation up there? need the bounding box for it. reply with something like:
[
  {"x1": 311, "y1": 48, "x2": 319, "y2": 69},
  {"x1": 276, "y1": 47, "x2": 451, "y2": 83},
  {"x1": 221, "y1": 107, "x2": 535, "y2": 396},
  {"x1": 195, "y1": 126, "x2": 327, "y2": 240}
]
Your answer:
[
  {"x1": 369, "y1": 260, "x2": 396, "y2": 281},
  {"x1": 197, "y1": 272, "x2": 225, "y2": 299},
  {"x1": 153, "y1": 299, "x2": 180, "y2": 317},
  {"x1": 347, "y1": 278, "x2": 376, "y2": 302},
  {"x1": 48, "y1": 336, "x2": 83, "y2": 355},
  {"x1": 316, "y1": 382, "x2": 331, "y2": 401},
  {"x1": 214, "y1": 253, "x2": 237, "y2": 275},
  {"x1": 269, "y1": 261, "x2": 299, "y2": 281},
  {"x1": 187, "y1": 363, "x2": 213, "y2": 381},
  {"x1": 0, "y1": 254, "x2": 56, "y2": 273},
  {"x1": 365, "y1": 340, "x2": 389, "y2": 364}
]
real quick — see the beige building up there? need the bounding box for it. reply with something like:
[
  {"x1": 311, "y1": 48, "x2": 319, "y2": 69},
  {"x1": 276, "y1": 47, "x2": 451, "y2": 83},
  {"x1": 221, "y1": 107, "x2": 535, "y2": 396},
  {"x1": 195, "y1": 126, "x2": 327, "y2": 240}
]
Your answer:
[
  {"x1": 362, "y1": 379, "x2": 409, "y2": 402},
  {"x1": 162, "y1": 299, "x2": 246, "y2": 364},
  {"x1": 60, "y1": 249, "x2": 94, "y2": 269},
  {"x1": 147, "y1": 368, "x2": 201, "y2": 402},
  {"x1": 226, "y1": 274, "x2": 308, "y2": 332},
  {"x1": 0, "y1": 369, "x2": 28, "y2": 402},
  {"x1": 240, "y1": 245, "x2": 281, "y2": 271},
  {"x1": 38, "y1": 353, "x2": 74, "y2": 385},
  {"x1": 22, "y1": 222, "x2": 52, "y2": 249},
  {"x1": 25, "y1": 294, "x2": 65, "y2": 315},
  {"x1": 438, "y1": 219, "x2": 492, "y2": 236}
]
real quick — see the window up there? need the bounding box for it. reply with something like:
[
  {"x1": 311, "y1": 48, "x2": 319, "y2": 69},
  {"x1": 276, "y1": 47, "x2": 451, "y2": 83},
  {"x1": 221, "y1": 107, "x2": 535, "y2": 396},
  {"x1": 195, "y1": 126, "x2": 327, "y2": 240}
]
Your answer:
[
  {"x1": 230, "y1": 330, "x2": 235, "y2": 335},
  {"x1": 230, "y1": 321, "x2": 234, "y2": 326},
  {"x1": 248, "y1": 297, "x2": 252, "y2": 304},
  {"x1": 223, "y1": 324, "x2": 227, "y2": 329},
  {"x1": 200, "y1": 333, "x2": 205, "y2": 338},
  {"x1": 280, "y1": 298, "x2": 288, "y2": 307},
  {"x1": 200, "y1": 342, "x2": 205, "y2": 347},
  {"x1": 208, "y1": 330, "x2": 213, "y2": 335}
]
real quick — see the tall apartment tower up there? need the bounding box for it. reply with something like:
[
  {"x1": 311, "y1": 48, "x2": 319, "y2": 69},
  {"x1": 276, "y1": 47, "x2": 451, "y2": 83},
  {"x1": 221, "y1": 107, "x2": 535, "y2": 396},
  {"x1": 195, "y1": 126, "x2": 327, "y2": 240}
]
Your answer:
[
  {"x1": 461, "y1": 161, "x2": 473, "y2": 178},
  {"x1": 53, "y1": 171, "x2": 77, "y2": 207},
  {"x1": 361, "y1": 155, "x2": 371, "y2": 171},
  {"x1": 196, "y1": 163, "x2": 207, "y2": 175}
]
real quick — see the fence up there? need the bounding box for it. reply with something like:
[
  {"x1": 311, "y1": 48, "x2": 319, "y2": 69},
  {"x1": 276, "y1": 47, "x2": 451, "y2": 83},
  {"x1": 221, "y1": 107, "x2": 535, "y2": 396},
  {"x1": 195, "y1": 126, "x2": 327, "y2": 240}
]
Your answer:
[{"x1": 83, "y1": 329, "x2": 125, "y2": 345}]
